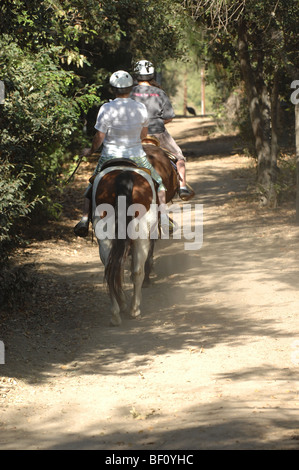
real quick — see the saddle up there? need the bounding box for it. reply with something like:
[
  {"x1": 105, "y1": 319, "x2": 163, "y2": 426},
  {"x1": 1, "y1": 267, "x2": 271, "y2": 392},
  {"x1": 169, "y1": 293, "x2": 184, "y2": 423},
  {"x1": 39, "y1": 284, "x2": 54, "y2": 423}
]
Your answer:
[
  {"x1": 142, "y1": 135, "x2": 178, "y2": 163},
  {"x1": 89, "y1": 158, "x2": 151, "y2": 185},
  {"x1": 100, "y1": 158, "x2": 138, "y2": 172},
  {"x1": 142, "y1": 135, "x2": 195, "y2": 201}
]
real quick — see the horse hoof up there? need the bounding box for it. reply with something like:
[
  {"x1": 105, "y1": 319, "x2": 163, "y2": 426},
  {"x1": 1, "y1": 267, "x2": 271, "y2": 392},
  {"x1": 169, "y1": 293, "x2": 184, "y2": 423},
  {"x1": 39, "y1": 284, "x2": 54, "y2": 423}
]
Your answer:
[
  {"x1": 129, "y1": 309, "x2": 141, "y2": 319},
  {"x1": 110, "y1": 315, "x2": 122, "y2": 327},
  {"x1": 120, "y1": 304, "x2": 128, "y2": 314}
]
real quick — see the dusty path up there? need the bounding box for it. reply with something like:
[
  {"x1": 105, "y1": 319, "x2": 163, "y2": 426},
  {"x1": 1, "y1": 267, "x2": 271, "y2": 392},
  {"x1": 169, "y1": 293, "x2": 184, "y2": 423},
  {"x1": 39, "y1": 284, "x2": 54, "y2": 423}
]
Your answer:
[{"x1": 0, "y1": 117, "x2": 299, "y2": 450}]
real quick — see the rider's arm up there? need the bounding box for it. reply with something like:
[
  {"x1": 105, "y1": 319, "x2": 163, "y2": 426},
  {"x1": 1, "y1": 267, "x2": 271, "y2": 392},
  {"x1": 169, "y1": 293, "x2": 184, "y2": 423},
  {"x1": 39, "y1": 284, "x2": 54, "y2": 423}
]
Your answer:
[
  {"x1": 161, "y1": 91, "x2": 175, "y2": 124},
  {"x1": 91, "y1": 131, "x2": 105, "y2": 153},
  {"x1": 82, "y1": 131, "x2": 105, "y2": 157}
]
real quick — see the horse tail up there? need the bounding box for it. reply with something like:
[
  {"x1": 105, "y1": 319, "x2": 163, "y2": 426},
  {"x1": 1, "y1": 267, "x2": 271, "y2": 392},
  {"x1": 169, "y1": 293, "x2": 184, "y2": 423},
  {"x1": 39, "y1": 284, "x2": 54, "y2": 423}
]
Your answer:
[{"x1": 105, "y1": 171, "x2": 134, "y2": 304}]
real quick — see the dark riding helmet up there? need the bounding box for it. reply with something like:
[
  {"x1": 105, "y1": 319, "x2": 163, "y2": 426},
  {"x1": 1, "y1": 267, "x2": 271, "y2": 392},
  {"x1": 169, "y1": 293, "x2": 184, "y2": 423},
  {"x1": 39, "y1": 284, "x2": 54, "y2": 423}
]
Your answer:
[
  {"x1": 109, "y1": 70, "x2": 134, "y2": 94},
  {"x1": 134, "y1": 60, "x2": 155, "y2": 81}
]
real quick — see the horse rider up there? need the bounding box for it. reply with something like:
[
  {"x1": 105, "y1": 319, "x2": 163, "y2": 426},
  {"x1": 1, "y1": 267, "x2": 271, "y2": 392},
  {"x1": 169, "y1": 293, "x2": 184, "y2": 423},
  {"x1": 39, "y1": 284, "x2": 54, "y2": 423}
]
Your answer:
[
  {"x1": 130, "y1": 59, "x2": 193, "y2": 201},
  {"x1": 74, "y1": 70, "x2": 170, "y2": 238}
]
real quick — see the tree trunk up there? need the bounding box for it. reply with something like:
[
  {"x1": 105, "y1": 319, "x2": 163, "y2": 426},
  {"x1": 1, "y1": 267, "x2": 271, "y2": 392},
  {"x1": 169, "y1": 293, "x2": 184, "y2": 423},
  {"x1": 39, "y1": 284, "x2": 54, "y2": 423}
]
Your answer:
[
  {"x1": 201, "y1": 66, "x2": 205, "y2": 115},
  {"x1": 256, "y1": 36, "x2": 271, "y2": 150},
  {"x1": 295, "y1": 103, "x2": 299, "y2": 223},
  {"x1": 183, "y1": 70, "x2": 187, "y2": 116},
  {"x1": 238, "y1": 18, "x2": 275, "y2": 205},
  {"x1": 271, "y1": 70, "x2": 279, "y2": 169}
]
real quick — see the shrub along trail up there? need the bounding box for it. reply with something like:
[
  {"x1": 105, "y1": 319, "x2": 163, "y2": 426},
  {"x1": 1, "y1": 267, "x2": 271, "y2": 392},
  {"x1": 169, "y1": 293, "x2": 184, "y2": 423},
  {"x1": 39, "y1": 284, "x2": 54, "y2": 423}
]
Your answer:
[{"x1": 0, "y1": 117, "x2": 298, "y2": 450}]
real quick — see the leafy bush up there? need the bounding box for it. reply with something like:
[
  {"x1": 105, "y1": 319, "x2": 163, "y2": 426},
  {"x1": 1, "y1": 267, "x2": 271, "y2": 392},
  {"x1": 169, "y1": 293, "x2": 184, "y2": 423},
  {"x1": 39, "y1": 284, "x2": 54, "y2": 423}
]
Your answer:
[
  {"x1": 0, "y1": 0, "x2": 186, "y2": 269},
  {"x1": 0, "y1": 35, "x2": 99, "y2": 260},
  {"x1": 0, "y1": 160, "x2": 40, "y2": 261},
  {"x1": 0, "y1": 262, "x2": 37, "y2": 309},
  {"x1": 0, "y1": 35, "x2": 99, "y2": 175}
]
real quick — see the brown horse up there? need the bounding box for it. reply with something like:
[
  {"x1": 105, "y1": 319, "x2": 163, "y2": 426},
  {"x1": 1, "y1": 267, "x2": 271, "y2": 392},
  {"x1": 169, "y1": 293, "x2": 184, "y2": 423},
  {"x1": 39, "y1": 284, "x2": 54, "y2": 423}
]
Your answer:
[
  {"x1": 91, "y1": 146, "x2": 179, "y2": 325},
  {"x1": 143, "y1": 142, "x2": 179, "y2": 203},
  {"x1": 142, "y1": 142, "x2": 179, "y2": 285}
]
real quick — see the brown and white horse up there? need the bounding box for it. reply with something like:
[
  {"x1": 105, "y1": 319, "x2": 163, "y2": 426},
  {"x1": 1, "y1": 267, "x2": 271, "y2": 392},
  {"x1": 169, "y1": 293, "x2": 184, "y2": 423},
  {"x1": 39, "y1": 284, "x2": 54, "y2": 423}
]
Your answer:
[{"x1": 91, "y1": 145, "x2": 179, "y2": 326}]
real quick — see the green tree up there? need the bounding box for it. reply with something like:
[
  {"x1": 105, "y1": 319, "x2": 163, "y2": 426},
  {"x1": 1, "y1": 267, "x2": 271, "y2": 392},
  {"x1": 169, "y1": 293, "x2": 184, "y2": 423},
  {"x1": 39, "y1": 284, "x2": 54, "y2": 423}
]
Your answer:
[
  {"x1": 0, "y1": 35, "x2": 99, "y2": 218},
  {"x1": 0, "y1": 0, "x2": 186, "y2": 260},
  {"x1": 184, "y1": 0, "x2": 299, "y2": 206}
]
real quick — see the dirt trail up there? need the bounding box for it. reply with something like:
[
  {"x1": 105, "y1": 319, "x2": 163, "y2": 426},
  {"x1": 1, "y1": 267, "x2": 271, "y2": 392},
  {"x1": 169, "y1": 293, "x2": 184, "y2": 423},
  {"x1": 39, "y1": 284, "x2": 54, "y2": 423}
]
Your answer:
[{"x1": 0, "y1": 117, "x2": 299, "y2": 450}]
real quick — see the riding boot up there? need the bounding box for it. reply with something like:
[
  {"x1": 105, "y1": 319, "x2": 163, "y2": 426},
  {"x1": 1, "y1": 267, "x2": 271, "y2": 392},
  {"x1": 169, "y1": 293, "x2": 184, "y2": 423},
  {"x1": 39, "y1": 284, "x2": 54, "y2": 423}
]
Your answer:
[
  {"x1": 179, "y1": 185, "x2": 195, "y2": 201},
  {"x1": 74, "y1": 217, "x2": 89, "y2": 237}
]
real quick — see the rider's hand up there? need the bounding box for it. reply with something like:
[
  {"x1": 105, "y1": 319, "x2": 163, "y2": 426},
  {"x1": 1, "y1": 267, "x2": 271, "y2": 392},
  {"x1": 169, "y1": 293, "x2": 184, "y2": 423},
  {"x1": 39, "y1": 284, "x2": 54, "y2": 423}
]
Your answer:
[{"x1": 81, "y1": 148, "x2": 92, "y2": 157}]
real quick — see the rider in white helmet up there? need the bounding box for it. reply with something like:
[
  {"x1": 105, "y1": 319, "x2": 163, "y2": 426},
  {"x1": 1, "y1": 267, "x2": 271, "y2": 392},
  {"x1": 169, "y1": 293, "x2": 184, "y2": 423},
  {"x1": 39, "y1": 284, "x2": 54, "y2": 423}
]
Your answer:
[
  {"x1": 131, "y1": 60, "x2": 193, "y2": 201},
  {"x1": 74, "y1": 70, "x2": 167, "y2": 237}
]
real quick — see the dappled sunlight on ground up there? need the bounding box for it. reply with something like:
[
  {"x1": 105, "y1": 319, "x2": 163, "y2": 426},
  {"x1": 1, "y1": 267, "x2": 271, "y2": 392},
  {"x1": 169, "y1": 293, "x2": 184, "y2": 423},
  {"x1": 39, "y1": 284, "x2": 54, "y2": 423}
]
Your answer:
[{"x1": 1, "y1": 117, "x2": 298, "y2": 450}]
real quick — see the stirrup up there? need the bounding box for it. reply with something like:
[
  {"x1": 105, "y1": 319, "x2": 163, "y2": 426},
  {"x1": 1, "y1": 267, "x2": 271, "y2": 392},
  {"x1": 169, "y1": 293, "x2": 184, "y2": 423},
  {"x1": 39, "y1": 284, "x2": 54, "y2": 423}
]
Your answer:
[
  {"x1": 160, "y1": 216, "x2": 178, "y2": 237},
  {"x1": 179, "y1": 184, "x2": 195, "y2": 201}
]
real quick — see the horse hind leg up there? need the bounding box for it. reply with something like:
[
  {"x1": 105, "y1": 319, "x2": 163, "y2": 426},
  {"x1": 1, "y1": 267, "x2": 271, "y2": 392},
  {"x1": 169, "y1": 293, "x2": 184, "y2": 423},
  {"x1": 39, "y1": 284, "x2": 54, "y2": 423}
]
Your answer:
[
  {"x1": 130, "y1": 238, "x2": 150, "y2": 318},
  {"x1": 143, "y1": 239, "x2": 155, "y2": 287}
]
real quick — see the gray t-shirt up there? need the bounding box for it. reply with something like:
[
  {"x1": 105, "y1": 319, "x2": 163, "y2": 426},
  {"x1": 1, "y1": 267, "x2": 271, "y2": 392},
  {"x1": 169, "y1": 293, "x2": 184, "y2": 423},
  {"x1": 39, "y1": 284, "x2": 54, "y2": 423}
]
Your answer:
[{"x1": 131, "y1": 85, "x2": 175, "y2": 134}]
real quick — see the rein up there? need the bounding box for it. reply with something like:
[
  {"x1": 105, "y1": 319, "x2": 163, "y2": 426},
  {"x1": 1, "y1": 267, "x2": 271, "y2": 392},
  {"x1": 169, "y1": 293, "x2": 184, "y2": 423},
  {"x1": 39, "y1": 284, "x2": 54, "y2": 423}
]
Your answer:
[
  {"x1": 64, "y1": 147, "x2": 103, "y2": 186},
  {"x1": 64, "y1": 155, "x2": 85, "y2": 185}
]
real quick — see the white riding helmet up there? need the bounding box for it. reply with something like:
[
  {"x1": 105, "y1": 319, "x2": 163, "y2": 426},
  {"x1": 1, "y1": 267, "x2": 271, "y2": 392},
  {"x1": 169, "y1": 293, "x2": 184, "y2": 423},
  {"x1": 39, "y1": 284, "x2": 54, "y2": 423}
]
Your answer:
[
  {"x1": 134, "y1": 60, "x2": 155, "y2": 80},
  {"x1": 109, "y1": 70, "x2": 133, "y2": 91}
]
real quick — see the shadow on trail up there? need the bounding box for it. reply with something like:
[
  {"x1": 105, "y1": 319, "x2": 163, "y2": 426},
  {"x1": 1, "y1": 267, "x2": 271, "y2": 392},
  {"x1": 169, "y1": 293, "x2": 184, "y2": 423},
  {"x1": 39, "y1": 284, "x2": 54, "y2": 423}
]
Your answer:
[
  {"x1": 1, "y1": 214, "x2": 298, "y2": 387},
  {"x1": 169, "y1": 116, "x2": 243, "y2": 160},
  {"x1": 1, "y1": 112, "x2": 298, "y2": 450},
  {"x1": 182, "y1": 135, "x2": 243, "y2": 160},
  {"x1": 1, "y1": 132, "x2": 298, "y2": 387},
  {"x1": 2, "y1": 384, "x2": 298, "y2": 449}
]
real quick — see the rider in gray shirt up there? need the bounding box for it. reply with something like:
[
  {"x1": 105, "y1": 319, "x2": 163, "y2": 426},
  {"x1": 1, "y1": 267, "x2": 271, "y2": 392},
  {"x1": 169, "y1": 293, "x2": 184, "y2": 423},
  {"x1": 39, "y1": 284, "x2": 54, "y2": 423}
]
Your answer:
[
  {"x1": 131, "y1": 84, "x2": 175, "y2": 134},
  {"x1": 131, "y1": 60, "x2": 194, "y2": 201}
]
